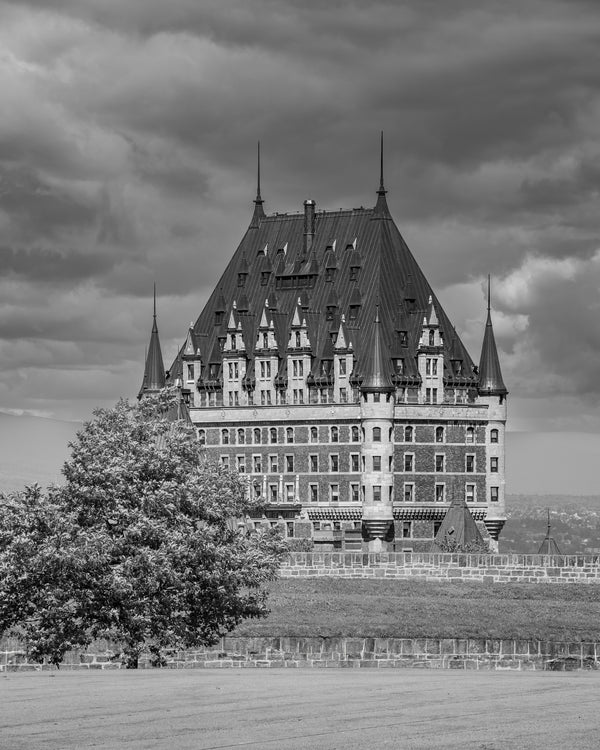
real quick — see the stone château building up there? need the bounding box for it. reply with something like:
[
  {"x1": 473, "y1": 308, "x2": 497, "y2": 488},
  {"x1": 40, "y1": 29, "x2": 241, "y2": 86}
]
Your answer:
[{"x1": 140, "y1": 142, "x2": 508, "y2": 552}]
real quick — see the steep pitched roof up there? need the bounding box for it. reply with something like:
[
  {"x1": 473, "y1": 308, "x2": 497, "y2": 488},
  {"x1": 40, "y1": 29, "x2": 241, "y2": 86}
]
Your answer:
[
  {"x1": 478, "y1": 277, "x2": 507, "y2": 396},
  {"x1": 169, "y1": 159, "x2": 478, "y2": 386},
  {"x1": 360, "y1": 307, "x2": 394, "y2": 392},
  {"x1": 139, "y1": 288, "x2": 166, "y2": 399},
  {"x1": 430, "y1": 496, "x2": 485, "y2": 551}
]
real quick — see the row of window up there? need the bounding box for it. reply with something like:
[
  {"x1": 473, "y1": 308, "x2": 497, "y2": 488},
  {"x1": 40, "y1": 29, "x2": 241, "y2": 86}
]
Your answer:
[
  {"x1": 252, "y1": 482, "x2": 499, "y2": 504},
  {"x1": 208, "y1": 425, "x2": 499, "y2": 446},
  {"x1": 221, "y1": 452, "x2": 499, "y2": 474}
]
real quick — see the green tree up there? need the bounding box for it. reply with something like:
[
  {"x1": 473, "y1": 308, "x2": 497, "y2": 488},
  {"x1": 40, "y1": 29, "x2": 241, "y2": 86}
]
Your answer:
[{"x1": 0, "y1": 391, "x2": 286, "y2": 668}]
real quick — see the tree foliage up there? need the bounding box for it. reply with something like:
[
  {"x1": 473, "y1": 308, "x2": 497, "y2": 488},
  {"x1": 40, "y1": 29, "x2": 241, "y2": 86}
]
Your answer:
[{"x1": 0, "y1": 391, "x2": 286, "y2": 667}]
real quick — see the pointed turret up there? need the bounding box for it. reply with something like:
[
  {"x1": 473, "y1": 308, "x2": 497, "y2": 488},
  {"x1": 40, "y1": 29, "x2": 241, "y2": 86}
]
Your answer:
[
  {"x1": 373, "y1": 131, "x2": 391, "y2": 218},
  {"x1": 361, "y1": 306, "x2": 394, "y2": 392},
  {"x1": 249, "y1": 141, "x2": 266, "y2": 229},
  {"x1": 430, "y1": 494, "x2": 486, "y2": 551},
  {"x1": 478, "y1": 276, "x2": 507, "y2": 396},
  {"x1": 138, "y1": 285, "x2": 166, "y2": 399}
]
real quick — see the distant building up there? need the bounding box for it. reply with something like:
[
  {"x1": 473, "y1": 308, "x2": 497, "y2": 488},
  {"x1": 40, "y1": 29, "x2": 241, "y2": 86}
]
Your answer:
[
  {"x1": 538, "y1": 510, "x2": 562, "y2": 555},
  {"x1": 142, "y1": 140, "x2": 508, "y2": 551}
]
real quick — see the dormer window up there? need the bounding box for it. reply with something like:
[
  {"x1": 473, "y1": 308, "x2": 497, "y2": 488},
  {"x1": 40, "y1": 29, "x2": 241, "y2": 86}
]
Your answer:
[
  {"x1": 237, "y1": 272, "x2": 246, "y2": 287},
  {"x1": 295, "y1": 331, "x2": 301, "y2": 348},
  {"x1": 209, "y1": 364, "x2": 218, "y2": 378},
  {"x1": 454, "y1": 360, "x2": 463, "y2": 376},
  {"x1": 399, "y1": 331, "x2": 408, "y2": 347},
  {"x1": 429, "y1": 330, "x2": 435, "y2": 346},
  {"x1": 349, "y1": 267, "x2": 358, "y2": 281},
  {"x1": 326, "y1": 306, "x2": 335, "y2": 321},
  {"x1": 262, "y1": 332, "x2": 268, "y2": 349},
  {"x1": 261, "y1": 271, "x2": 270, "y2": 286},
  {"x1": 214, "y1": 311, "x2": 224, "y2": 326},
  {"x1": 349, "y1": 305, "x2": 359, "y2": 321},
  {"x1": 231, "y1": 334, "x2": 236, "y2": 350},
  {"x1": 394, "y1": 359, "x2": 404, "y2": 375}
]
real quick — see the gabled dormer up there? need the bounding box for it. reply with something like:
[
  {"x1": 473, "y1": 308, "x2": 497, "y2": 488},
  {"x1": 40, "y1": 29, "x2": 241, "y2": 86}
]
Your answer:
[{"x1": 417, "y1": 296, "x2": 444, "y2": 404}]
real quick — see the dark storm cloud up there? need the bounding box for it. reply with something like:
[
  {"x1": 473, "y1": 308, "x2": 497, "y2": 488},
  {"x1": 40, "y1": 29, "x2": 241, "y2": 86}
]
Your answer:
[{"x1": 0, "y1": 0, "x2": 600, "y2": 424}]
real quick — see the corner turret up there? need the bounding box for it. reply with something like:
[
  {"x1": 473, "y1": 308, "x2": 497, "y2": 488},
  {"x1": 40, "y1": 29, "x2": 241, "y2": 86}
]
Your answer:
[
  {"x1": 138, "y1": 285, "x2": 166, "y2": 399},
  {"x1": 478, "y1": 276, "x2": 507, "y2": 397}
]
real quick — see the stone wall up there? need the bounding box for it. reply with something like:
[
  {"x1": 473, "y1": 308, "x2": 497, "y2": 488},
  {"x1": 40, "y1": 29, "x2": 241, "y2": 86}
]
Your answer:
[
  {"x1": 279, "y1": 552, "x2": 600, "y2": 583},
  {"x1": 2, "y1": 635, "x2": 598, "y2": 672}
]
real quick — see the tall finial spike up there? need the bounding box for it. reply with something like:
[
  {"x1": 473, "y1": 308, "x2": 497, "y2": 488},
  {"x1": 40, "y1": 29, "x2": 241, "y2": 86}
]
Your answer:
[
  {"x1": 487, "y1": 274, "x2": 491, "y2": 314},
  {"x1": 256, "y1": 141, "x2": 262, "y2": 202},
  {"x1": 153, "y1": 282, "x2": 156, "y2": 319},
  {"x1": 547, "y1": 508, "x2": 551, "y2": 534},
  {"x1": 379, "y1": 130, "x2": 384, "y2": 191}
]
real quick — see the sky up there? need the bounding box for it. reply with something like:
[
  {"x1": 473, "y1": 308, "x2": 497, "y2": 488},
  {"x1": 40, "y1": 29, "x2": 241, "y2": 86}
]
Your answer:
[{"x1": 1, "y1": 0, "x2": 600, "y2": 444}]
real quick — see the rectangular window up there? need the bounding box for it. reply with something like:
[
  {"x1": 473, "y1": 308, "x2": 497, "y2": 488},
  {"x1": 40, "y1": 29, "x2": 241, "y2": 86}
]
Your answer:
[
  {"x1": 298, "y1": 390, "x2": 304, "y2": 404},
  {"x1": 330, "y1": 454, "x2": 339, "y2": 472},
  {"x1": 432, "y1": 388, "x2": 438, "y2": 404},
  {"x1": 269, "y1": 455, "x2": 278, "y2": 473},
  {"x1": 435, "y1": 483, "x2": 445, "y2": 503},
  {"x1": 490, "y1": 457, "x2": 499, "y2": 473},
  {"x1": 330, "y1": 484, "x2": 339, "y2": 503},
  {"x1": 373, "y1": 455, "x2": 381, "y2": 472},
  {"x1": 426, "y1": 358, "x2": 431, "y2": 376},
  {"x1": 269, "y1": 484, "x2": 278, "y2": 503},
  {"x1": 351, "y1": 454, "x2": 359, "y2": 472},
  {"x1": 404, "y1": 454, "x2": 414, "y2": 472},
  {"x1": 237, "y1": 455, "x2": 245, "y2": 473},
  {"x1": 220, "y1": 455, "x2": 229, "y2": 469},
  {"x1": 373, "y1": 485, "x2": 381, "y2": 502},
  {"x1": 187, "y1": 364, "x2": 194, "y2": 381},
  {"x1": 402, "y1": 521, "x2": 412, "y2": 538},
  {"x1": 340, "y1": 387, "x2": 347, "y2": 403},
  {"x1": 465, "y1": 483, "x2": 475, "y2": 503},
  {"x1": 432, "y1": 359, "x2": 438, "y2": 376},
  {"x1": 293, "y1": 360, "x2": 298, "y2": 377},
  {"x1": 285, "y1": 455, "x2": 294, "y2": 472},
  {"x1": 253, "y1": 455, "x2": 262, "y2": 473},
  {"x1": 350, "y1": 483, "x2": 359, "y2": 503},
  {"x1": 309, "y1": 454, "x2": 318, "y2": 472},
  {"x1": 435, "y1": 454, "x2": 445, "y2": 472},
  {"x1": 425, "y1": 388, "x2": 431, "y2": 404},
  {"x1": 228, "y1": 392, "x2": 234, "y2": 406},
  {"x1": 339, "y1": 359, "x2": 346, "y2": 375},
  {"x1": 490, "y1": 486, "x2": 499, "y2": 502},
  {"x1": 285, "y1": 483, "x2": 295, "y2": 503},
  {"x1": 298, "y1": 360, "x2": 304, "y2": 377},
  {"x1": 466, "y1": 454, "x2": 475, "y2": 473},
  {"x1": 310, "y1": 484, "x2": 318, "y2": 503},
  {"x1": 404, "y1": 483, "x2": 414, "y2": 502}
]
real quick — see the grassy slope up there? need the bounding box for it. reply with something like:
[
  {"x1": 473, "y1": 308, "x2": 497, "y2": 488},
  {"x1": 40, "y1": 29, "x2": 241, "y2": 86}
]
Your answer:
[{"x1": 234, "y1": 579, "x2": 600, "y2": 641}]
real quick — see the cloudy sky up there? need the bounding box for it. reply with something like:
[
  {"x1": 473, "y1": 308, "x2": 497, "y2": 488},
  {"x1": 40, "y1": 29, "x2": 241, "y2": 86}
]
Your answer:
[{"x1": 1, "y1": 0, "x2": 600, "y2": 439}]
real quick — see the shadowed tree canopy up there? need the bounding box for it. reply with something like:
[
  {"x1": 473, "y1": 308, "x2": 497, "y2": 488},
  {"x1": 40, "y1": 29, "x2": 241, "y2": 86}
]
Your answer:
[{"x1": 0, "y1": 389, "x2": 286, "y2": 668}]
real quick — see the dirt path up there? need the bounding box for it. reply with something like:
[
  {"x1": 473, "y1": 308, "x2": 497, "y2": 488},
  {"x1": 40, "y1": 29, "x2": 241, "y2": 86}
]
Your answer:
[{"x1": 3, "y1": 669, "x2": 599, "y2": 749}]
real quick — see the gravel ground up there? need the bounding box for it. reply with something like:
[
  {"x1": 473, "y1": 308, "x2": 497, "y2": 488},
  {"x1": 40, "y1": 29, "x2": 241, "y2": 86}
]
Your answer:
[{"x1": 3, "y1": 668, "x2": 599, "y2": 749}]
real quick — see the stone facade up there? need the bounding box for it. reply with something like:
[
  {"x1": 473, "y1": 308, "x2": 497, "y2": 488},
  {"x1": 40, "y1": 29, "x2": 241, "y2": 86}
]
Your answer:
[
  {"x1": 2, "y1": 636, "x2": 598, "y2": 672},
  {"x1": 280, "y1": 552, "x2": 600, "y2": 583}
]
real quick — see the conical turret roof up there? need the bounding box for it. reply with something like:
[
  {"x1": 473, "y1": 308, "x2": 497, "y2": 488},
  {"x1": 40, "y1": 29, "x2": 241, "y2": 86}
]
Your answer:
[
  {"x1": 430, "y1": 495, "x2": 485, "y2": 551},
  {"x1": 478, "y1": 277, "x2": 507, "y2": 396},
  {"x1": 138, "y1": 287, "x2": 166, "y2": 398},
  {"x1": 538, "y1": 510, "x2": 562, "y2": 555},
  {"x1": 360, "y1": 307, "x2": 394, "y2": 392}
]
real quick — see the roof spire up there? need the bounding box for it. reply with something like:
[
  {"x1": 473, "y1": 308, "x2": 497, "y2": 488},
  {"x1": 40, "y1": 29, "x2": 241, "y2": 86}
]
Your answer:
[
  {"x1": 478, "y1": 275, "x2": 507, "y2": 397},
  {"x1": 373, "y1": 130, "x2": 390, "y2": 218},
  {"x1": 538, "y1": 508, "x2": 561, "y2": 555},
  {"x1": 250, "y1": 141, "x2": 266, "y2": 228},
  {"x1": 139, "y1": 286, "x2": 166, "y2": 399}
]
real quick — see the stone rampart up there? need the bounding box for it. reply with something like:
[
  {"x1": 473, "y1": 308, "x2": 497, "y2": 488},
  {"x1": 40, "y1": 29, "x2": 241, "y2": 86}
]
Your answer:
[
  {"x1": 279, "y1": 552, "x2": 600, "y2": 583},
  {"x1": 1, "y1": 635, "x2": 598, "y2": 672}
]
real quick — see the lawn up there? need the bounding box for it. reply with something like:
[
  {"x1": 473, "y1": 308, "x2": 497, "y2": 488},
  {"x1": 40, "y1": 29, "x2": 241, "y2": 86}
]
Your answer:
[{"x1": 233, "y1": 578, "x2": 600, "y2": 641}]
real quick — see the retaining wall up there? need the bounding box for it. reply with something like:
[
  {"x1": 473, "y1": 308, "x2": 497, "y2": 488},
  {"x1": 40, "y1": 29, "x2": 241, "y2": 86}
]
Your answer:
[
  {"x1": 1, "y1": 636, "x2": 599, "y2": 672},
  {"x1": 279, "y1": 552, "x2": 600, "y2": 583}
]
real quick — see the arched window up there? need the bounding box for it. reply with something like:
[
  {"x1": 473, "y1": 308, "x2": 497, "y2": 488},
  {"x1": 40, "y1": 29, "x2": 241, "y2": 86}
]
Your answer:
[
  {"x1": 237, "y1": 428, "x2": 245, "y2": 444},
  {"x1": 351, "y1": 426, "x2": 359, "y2": 442},
  {"x1": 221, "y1": 429, "x2": 229, "y2": 445},
  {"x1": 373, "y1": 427, "x2": 381, "y2": 442},
  {"x1": 435, "y1": 426, "x2": 444, "y2": 443},
  {"x1": 198, "y1": 429, "x2": 206, "y2": 445},
  {"x1": 466, "y1": 426, "x2": 475, "y2": 444},
  {"x1": 490, "y1": 428, "x2": 499, "y2": 444},
  {"x1": 270, "y1": 427, "x2": 277, "y2": 444},
  {"x1": 331, "y1": 426, "x2": 339, "y2": 443},
  {"x1": 253, "y1": 428, "x2": 261, "y2": 444},
  {"x1": 286, "y1": 427, "x2": 294, "y2": 443},
  {"x1": 404, "y1": 426, "x2": 413, "y2": 443}
]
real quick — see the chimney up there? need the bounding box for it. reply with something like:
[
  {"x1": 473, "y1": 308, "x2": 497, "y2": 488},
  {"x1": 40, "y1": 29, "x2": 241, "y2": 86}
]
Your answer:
[{"x1": 303, "y1": 199, "x2": 316, "y2": 255}]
